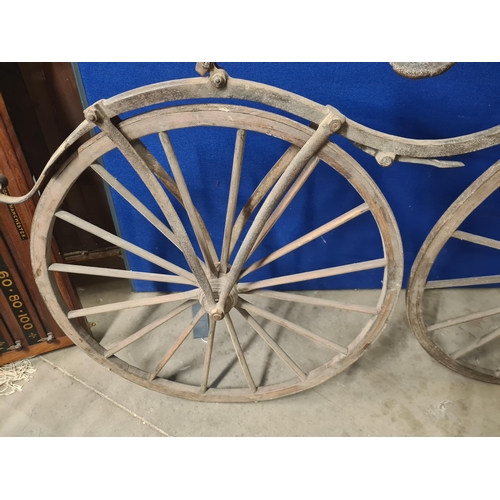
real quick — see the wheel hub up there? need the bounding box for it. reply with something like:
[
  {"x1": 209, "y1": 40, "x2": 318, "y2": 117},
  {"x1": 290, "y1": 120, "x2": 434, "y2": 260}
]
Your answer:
[{"x1": 198, "y1": 278, "x2": 239, "y2": 321}]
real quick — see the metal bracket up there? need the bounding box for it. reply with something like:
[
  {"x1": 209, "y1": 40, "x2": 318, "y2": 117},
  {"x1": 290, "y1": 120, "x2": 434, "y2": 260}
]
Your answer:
[
  {"x1": 353, "y1": 142, "x2": 464, "y2": 169},
  {"x1": 6, "y1": 340, "x2": 22, "y2": 351},
  {"x1": 195, "y1": 62, "x2": 228, "y2": 89},
  {"x1": 195, "y1": 62, "x2": 216, "y2": 76},
  {"x1": 37, "y1": 332, "x2": 55, "y2": 344}
]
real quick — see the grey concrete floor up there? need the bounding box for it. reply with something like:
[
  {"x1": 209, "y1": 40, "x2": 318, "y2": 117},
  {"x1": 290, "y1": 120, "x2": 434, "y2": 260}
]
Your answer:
[{"x1": 1, "y1": 279, "x2": 500, "y2": 437}]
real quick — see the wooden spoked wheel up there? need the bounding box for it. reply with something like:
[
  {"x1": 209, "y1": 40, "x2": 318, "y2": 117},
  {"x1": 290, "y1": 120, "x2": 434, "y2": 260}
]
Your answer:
[
  {"x1": 32, "y1": 103, "x2": 403, "y2": 402},
  {"x1": 407, "y1": 159, "x2": 500, "y2": 384}
]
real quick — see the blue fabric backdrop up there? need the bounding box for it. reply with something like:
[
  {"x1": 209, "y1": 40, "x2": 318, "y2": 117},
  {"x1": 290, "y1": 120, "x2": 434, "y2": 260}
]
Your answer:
[{"x1": 77, "y1": 63, "x2": 500, "y2": 292}]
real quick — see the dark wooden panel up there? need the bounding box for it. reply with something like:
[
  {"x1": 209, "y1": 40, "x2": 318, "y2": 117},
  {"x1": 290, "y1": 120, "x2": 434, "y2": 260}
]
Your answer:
[
  {"x1": 0, "y1": 62, "x2": 115, "y2": 255},
  {"x1": 0, "y1": 233, "x2": 45, "y2": 347},
  {"x1": 0, "y1": 93, "x2": 87, "y2": 340}
]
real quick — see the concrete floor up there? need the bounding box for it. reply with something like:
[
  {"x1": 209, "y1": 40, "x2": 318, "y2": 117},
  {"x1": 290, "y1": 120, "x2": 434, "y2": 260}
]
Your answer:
[{"x1": 1, "y1": 280, "x2": 500, "y2": 437}]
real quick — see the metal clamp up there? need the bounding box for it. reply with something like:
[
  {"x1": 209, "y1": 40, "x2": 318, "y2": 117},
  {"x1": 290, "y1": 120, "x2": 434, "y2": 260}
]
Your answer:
[{"x1": 353, "y1": 142, "x2": 464, "y2": 169}]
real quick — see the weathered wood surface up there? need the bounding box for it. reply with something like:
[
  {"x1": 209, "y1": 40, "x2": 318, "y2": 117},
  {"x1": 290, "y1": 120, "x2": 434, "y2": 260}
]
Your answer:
[
  {"x1": 3, "y1": 73, "x2": 500, "y2": 207},
  {"x1": 406, "y1": 159, "x2": 500, "y2": 385},
  {"x1": 28, "y1": 103, "x2": 403, "y2": 402}
]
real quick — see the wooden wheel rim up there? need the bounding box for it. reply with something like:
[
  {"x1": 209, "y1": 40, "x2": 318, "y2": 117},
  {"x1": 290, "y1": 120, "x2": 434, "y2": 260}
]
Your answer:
[
  {"x1": 406, "y1": 160, "x2": 500, "y2": 384},
  {"x1": 32, "y1": 104, "x2": 403, "y2": 402}
]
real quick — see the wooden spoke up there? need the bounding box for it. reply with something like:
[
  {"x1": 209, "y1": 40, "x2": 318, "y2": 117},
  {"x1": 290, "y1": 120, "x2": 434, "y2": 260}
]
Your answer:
[
  {"x1": 90, "y1": 163, "x2": 180, "y2": 250},
  {"x1": 237, "y1": 298, "x2": 348, "y2": 354},
  {"x1": 159, "y1": 131, "x2": 218, "y2": 277},
  {"x1": 426, "y1": 275, "x2": 500, "y2": 289},
  {"x1": 450, "y1": 326, "x2": 500, "y2": 360},
  {"x1": 200, "y1": 318, "x2": 216, "y2": 394},
  {"x1": 55, "y1": 211, "x2": 196, "y2": 282},
  {"x1": 31, "y1": 100, "x2": 404, "y2": 401},
  {"x1": 149, "y1": 307, "x2": 206, "y2": 381},
  {"x1": 224, "y1": 313, "x2": 257, "y2": 393},
  {"x1": 132, "y1": 139, "x2": 219, "y2": 266},
  {"x1": 241, "y1": 203, "x2": 369, "y2": 278},
  {"x1": 451, "y1": 230, "x2": 500, "y2": 251},
  {"x1": 427, "y1": 305, "x2": 500, "y2": 333},
  {"x1": 249, "y1": 156, "x2": 320, "y2": 257},
  {"x1": 229, "y1": 145, "x2": 299, "y2": 254},
  {"x1": 238, "y1": 258, "x2": 386, "y2": 292},
  {"x1": 49, "y1": 263, "x2": 194, "y2": 285},
  {"x1": 236, "y1": 307, "x2": 307, "y2": 381},
  {"x1": 221, "y1": 129, "x2": 246, "y2": 272},
  {"x1": 241, "y1": 289, "x2": 378, "y2": 315},
  {"x1": 68, "y1": 289, "x2": 199, "y2": 319},
  {"x1": 217, "y1": 111, "x2": 341, "y2": 314},
  {"x1": 91, "y1": 106, "x2": 216, "y2": 309},
  {"x1": 132, "y1": 140, "x2": 182, "y2": 202},
  {"x1": 104, "y1": 300, "x2": 196, "y2": 358}
]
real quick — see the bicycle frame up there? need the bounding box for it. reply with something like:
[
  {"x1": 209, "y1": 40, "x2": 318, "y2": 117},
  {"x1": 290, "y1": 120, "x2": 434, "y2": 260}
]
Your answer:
[{"x1": 1, "y1": 70, "x2": 500, "y2": 205}]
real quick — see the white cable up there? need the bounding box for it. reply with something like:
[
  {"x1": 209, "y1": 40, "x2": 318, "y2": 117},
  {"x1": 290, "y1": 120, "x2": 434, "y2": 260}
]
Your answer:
[{"x1": 0, "y1": 359, "x2": 36, "y2": 396}]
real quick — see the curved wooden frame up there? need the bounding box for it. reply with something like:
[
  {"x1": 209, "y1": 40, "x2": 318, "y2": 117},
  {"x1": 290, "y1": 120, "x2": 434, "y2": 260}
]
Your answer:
[{"x1": 2, "y1": 73, "x2": 500, "y2": 206}]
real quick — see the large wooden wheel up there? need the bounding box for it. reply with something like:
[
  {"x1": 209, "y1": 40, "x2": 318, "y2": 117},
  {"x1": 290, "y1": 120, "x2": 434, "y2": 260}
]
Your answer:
[
  {"x1": 407, "y1": 159, "x2": 500, "y2": 384},
  {"x1": 32, "y1": 98, "x2": 403, "y2": 402}
]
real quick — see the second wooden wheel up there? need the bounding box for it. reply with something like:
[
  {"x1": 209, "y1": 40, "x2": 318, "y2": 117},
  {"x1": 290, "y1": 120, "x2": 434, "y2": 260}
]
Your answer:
[
  {"x1": 31, "y1": 101, "x2": 402, "y2": 402},
  {"x1": 407, "y1": 159, "x2": 500, "y2": 384}
]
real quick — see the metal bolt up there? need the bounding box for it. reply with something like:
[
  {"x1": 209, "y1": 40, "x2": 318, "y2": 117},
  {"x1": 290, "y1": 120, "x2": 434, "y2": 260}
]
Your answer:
[
  {"x1": 84, "y1": 108, "x2": 99, "y2": 123},
  {"x1": 210, "y1": 308, "x2": 225, "y2": 321},
  {"x1": 375, "y1": 151, "x2": 396, "y2": 167},
  {"x1": 211, "y1": 73, "x2": 227, "y2": 88}
]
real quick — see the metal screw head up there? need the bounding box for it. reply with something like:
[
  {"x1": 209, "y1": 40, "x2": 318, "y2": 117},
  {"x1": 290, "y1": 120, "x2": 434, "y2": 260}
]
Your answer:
[
  {"x1": 84, "y1": 108, "x2": 99, "y2": 123},
  {"x1": 211, "y1": 73, "x2": 227, "y2": 88}
]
